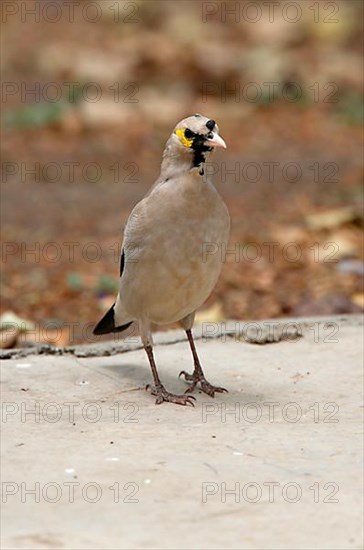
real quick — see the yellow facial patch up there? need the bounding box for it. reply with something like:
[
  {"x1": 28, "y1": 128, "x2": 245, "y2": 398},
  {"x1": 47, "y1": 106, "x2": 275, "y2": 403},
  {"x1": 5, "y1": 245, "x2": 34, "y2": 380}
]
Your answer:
[{"x1": 175, "y1": 128, "x2": 193, "y2": 148}]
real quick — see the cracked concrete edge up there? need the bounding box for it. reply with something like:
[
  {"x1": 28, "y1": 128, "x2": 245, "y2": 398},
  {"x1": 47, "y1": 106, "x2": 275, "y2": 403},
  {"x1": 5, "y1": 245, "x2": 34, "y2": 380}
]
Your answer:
[{"x1": 1, "y1": 314, "x2": 362, "y2": 360}]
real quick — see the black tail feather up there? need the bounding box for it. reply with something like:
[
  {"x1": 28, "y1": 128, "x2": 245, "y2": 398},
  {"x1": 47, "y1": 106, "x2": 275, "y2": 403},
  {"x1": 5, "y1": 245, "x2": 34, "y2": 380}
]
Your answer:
[{"x1": 93, "y1": 303, "x2": 133, "y2": 335}]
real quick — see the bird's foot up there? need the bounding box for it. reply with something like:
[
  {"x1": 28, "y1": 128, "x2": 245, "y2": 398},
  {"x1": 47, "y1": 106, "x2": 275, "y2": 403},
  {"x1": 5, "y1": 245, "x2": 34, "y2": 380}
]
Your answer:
[
  {"x1": 178, "y1": 370, "x2": 228, "y2": 398},
  {"x1": 146, "y1": 384, "x2": 196, "y2": 406}
]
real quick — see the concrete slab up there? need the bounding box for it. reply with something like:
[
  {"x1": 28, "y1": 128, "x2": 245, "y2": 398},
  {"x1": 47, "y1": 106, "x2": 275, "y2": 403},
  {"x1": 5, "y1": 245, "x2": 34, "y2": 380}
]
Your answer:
[{"x1": 1, "y1": 316, "x2": 363, "y2": 550}]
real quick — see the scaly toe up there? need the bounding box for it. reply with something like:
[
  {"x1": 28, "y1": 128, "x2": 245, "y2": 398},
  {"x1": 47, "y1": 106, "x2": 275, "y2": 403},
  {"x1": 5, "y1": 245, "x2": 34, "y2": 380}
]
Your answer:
[
  {"x1": 147, "y1": 384, "x2": 196, "y2": 406},
  {"x1": 184, "y1": 383, "x2": 198, "y2": 394},
  {"x1": 200, "y1": 380, "x2": 228, "y2": 398},
  {"x1": 155, "y1": 392, "x2": 196, "y2": 406}
]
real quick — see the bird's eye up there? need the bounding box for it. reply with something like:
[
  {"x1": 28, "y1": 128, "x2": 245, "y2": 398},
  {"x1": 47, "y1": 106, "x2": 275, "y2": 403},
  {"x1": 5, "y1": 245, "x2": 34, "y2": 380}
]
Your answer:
[
  {"x1": 206, "y1": 119, "x2": 216, "y2": 131},
  {"x1": 184, "y1": 128, "x2": 194, "y2": 139}
]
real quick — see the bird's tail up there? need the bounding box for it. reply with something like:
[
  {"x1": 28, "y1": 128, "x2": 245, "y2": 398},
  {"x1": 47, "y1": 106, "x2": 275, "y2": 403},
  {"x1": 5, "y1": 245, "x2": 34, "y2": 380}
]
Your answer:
[{"x1": 93, "y1": 303, "x2": 133, "y2": 335}]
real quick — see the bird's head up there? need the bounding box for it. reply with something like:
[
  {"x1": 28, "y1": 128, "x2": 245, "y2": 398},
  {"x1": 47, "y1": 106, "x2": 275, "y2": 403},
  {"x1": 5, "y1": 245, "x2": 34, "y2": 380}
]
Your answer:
[{"x1": 162, "y1": 114, "x2": 226, "y2": 176}]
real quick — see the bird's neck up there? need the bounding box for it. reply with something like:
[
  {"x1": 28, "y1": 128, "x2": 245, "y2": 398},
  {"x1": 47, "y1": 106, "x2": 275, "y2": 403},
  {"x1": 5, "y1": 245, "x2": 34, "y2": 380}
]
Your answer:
[{"x1": 160, "y1": 149, "x2": 210, "y2": 180}]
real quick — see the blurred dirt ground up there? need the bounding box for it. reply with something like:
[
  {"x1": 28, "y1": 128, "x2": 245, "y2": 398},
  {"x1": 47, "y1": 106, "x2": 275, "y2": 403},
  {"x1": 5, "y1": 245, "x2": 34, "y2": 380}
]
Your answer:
[{"x1": 1, "y1": 0, "x2": 363, "y2": 346}]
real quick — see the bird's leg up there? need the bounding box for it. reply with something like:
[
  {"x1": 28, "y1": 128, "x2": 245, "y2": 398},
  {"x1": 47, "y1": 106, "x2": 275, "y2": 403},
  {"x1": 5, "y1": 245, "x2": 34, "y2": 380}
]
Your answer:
[
  {"x1": 144, "y1": 346, "x2": 195, "y2": 406},
  {"x1": 179, "y1": 330, "x2": 228, "y2": 397}
]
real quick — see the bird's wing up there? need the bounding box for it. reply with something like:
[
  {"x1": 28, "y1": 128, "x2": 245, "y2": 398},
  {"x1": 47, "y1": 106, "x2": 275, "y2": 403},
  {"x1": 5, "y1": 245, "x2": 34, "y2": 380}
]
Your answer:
[
  {"x1": 121, "y1": 195, "x2": 156, "y2": 260},
  {"x1": 118, "y1": 193, "x2": 152, "y2": 279}
]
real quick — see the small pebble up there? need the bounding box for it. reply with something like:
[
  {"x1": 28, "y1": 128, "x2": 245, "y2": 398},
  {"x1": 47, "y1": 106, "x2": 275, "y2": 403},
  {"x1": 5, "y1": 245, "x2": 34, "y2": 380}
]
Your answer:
[{"x1": 76, "y1": 379, "x2": 89, "y2": 386}]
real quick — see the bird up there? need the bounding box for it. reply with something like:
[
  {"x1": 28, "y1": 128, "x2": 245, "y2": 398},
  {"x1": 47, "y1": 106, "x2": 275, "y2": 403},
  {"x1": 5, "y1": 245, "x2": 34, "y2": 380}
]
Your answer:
[{"x1": 93, "y1": 114, "x2": 230, "y2": 406}]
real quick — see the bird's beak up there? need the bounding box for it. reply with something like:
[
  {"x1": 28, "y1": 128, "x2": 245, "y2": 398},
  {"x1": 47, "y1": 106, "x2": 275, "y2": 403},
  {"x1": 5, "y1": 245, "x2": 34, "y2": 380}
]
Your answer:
[{"x1": 206, "y1": 132, "x2": 227, "y2": 149}]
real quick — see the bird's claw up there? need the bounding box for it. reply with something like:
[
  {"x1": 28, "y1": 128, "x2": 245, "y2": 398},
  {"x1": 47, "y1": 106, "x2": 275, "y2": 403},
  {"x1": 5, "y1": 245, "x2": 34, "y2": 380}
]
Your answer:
[
  {"x1": 179, "y1": 370, "x2": 228, "y2": 398},
  {"x1": 200, "y1": 380, "x2": 228, "y2": 398},
  {"x1": 146, "y1": 384, "x2": 196, "y2": 406},
  {"x1": 178, "y1": 370, "x2": 194, "y2": 382}
]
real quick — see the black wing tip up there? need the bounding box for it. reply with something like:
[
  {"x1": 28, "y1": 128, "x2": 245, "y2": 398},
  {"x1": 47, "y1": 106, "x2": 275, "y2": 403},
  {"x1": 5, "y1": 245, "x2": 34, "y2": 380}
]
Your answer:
[
  {"x1": 114, "y1": 320, "x2": 134, "y2": 334},
  {"x1": 93, "y1": 303, "x2": 133, "y2": 335},
  {"x1": 93, "y1": 305, "x2": 115, "y2": 335}
]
